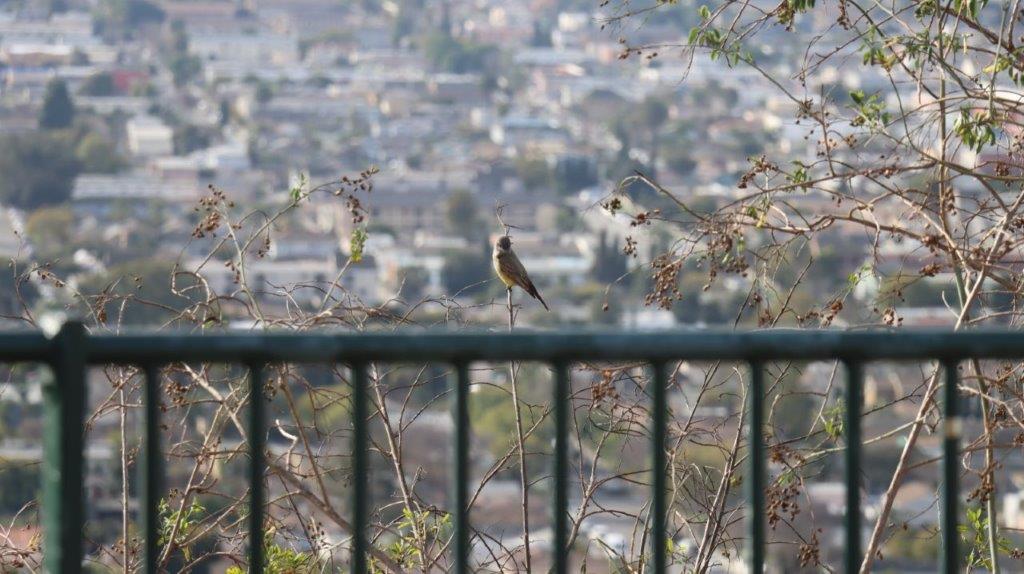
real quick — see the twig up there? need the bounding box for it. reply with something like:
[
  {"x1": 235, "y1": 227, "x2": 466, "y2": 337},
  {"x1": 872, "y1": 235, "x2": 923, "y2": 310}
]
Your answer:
[
  {"x1": 507, "y1": 285, "x2": 532, "y2": 572},
  {"x1": 118, "y1": 372, "x2": 129, "y2": 574}
]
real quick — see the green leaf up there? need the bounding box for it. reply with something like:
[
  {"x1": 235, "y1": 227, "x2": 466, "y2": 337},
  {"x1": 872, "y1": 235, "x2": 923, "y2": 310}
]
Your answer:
[
  {"x1": 350, "y1": 227, "x2": 368, "y2": 263},
  {"x1": 289, "y1": 172, "x2": 308, "y2": 202},
  {"x1": 822, "y1": 400, "x2": 845, "y2": 440}
]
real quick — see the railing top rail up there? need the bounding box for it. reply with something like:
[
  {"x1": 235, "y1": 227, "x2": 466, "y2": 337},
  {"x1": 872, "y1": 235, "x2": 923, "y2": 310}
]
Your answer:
[
  {"x1": 0, "y1": 332, "x2": 52, "y2": 362},
  {"x1": 2, "y1": 327, "x2": 1024, "y2": 363}
]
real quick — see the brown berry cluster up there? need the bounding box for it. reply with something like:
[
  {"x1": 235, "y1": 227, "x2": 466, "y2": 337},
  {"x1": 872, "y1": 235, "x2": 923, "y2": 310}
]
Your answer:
[
  {"x1": 645, "y1": 255, "x2": 683, "y2": 310},
  {"x1": 192, "y1": 185, "x2": 231, "y2": 239},
  {"x1": 738, "y1": 155, "x2": 779, "y2": 189},
  {"x1": 332, "y1": 166, "x2": 379, "y2": 226},
  {"x1": 591, "y1": 369, "x2": 621, "y2": 406},
  {"x1": 799, "y1": 532, "x2": 821, "y2": 567}
]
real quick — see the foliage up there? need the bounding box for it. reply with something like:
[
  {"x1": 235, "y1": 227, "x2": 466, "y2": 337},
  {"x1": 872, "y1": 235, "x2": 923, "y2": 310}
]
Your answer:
[
  {"x1": 444, "y1": 189, "x2": 486, "y2": 241},
  {"x1": 471, "y1": 381, "x2": 554, "y2": 463},
  {"x1": 225, "y1": 533, "x2": 314, "y2": 574},
  {"x1": 399, "y1": 266, "x2": 430, "y2": 300},
  {"x1": 383, "y1": 508, "x2": 452, "y2": 569},
  {"x1": 390, "y1": 0, "x2": 419, "y2": 46},
  {"x1": 255, "y1": 81, "x2": 275, "y2": 104},
  {"x1": 553, "y1": 155, "x2": 598, "y2": 195},
  {"x1": 0, "y1": 267, "x2": 38, "y2": 316},
  {"x1": 954, "y1": 108, "x2": 997, "y2": 153},
  {"x1": 0, "y1": 132, "x2": 80, "y2": 209},
  {"x1": 168, "y1": 54, "x2": 202, "y2": 88},
  {"x1": 591, "y1": 231, "x2": 629, "y2": 284},
  {"x1": 78, "y1": 259, "x2": 187, "y2": 325},
  {"x1": 25, "y1": 206, "x2": 75, "y2": 258},
  {"x1": 94, "y1": 0, "x2": 165, "y2": 37},
  {"x1": 821, "y1": 400, "x2": 844, "y2": 441},
  {"x1": 0, "y1": 463, "x2": 39, "y2": 517},
  {"x1": 960, "y1": 506, "x2": 1016, "y2": 570},
  {"x1": 39, "y1": 79, "x2": 75, "y2": 130},
  {"x1": 663, "y1": 147, "x2": 697, "y2": 177},
  {"x1": 350, "y1": 227, "x2": 368, "y2": 263},
  {"x1": 75, "y1": 133, "x2": 125, "y2": 173},
  {"x1": 442, "y1": 247, "x2": 491, "y2": 296},
  {"x1": 669, "y1": 271, "x2": 746, "y2": 324},
  {"x1": 531, "y1": 21, "x2": 552, "y2": 47},
  {"x1": 882, "y1": 526, "x2": 940, "y2": 564},
  {"x1": 636, "y1": 97, "x2": 669, "y2": 132},
  {"x1": 515, "y1": 156, "x2": 552, "y2": 189},
  {"x1": 78, "y1": 73, "x2": 117, "y2": 97},
  {"x1": 157, "y1": 498, "x2": 205, "y2": 561},
  {"x1": 422, "y1": 33, "x2": 496, "y2": 73},
  {"x1": 848, "y1": 90, "x2": 890, "y2": 131},
  {"x1": 172, "y1": 124, "x2": 212, "y2": 155}
]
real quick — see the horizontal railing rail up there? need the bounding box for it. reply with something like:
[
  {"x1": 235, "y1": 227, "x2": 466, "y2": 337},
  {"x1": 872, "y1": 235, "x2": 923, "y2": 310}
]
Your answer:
[
  {"x1": 3, "y1": 322, "x2": 1003, "y2": 572},
  {"x1": 8, "y1": 328, "x2": 1024, "y2": 362}
]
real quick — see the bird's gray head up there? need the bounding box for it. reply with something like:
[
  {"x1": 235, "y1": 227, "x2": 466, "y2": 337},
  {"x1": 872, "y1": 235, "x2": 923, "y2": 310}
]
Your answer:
[{"x1": 495, "y1": 236, "x2": 512, "y2": 252}]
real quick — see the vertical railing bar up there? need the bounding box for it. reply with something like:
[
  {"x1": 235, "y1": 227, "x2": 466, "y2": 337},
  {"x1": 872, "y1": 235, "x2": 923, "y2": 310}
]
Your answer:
[
  {"x1": 248, "y1": 362, "x2": 266, "y2": 574},
  {"x1": 650, "y1": 361, "x2": 668, "y2": 573},
  {"x1": 844, "y1": 360, "x2": 864, "y2": 574},
  {"x1": 351, "y1": 362, "x2": 369, "y2": 574},
  {"x1": 141, "y1": 364, "x2": 162, "y2": 574},
  {"x1": 44, "y1": 321, "x2": 87, "y2": 574},
  {"x1": 941, "y1": 359, "x2": 960, "y2": 574},
  {"x1": 452, "y1": 361, "x2": 471, "y2": 574},
  {"x1": 552, "y1": 361, "x2": 570, "y2": 574},
  {"x1": 747, "y1": 361, "x2": 765, "y2": 574}
]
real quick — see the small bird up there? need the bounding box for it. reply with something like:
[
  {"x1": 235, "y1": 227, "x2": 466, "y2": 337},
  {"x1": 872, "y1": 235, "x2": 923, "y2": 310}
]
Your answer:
[{"x1": 493, "y1": 235, "x2": 549, "y2": 311}]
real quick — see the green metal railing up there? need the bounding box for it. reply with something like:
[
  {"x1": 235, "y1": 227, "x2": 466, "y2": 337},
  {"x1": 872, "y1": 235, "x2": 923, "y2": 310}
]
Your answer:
[{"x1": 2, "y1": 322, "x2": 1013, "y2": 572}]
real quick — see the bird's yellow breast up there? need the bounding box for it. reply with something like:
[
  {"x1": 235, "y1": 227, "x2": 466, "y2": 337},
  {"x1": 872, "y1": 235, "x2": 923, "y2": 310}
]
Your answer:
[{"x1": 493, "y1": 254, "x2": 515, "y2": 287}]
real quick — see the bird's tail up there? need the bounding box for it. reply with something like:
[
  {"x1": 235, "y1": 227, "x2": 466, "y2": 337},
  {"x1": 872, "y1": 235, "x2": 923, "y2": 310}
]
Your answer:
[{"x1": 527, "y1": 283, "x2": 550, "y2": 311}]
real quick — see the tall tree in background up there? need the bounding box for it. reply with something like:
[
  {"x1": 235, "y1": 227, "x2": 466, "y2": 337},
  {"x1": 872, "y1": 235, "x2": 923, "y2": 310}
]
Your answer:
[
  {"x1": 38, "y1": 79, "x2": 74, "y2": 130},
  {"x1": 79, "y1": 72, "x2": 117, "y2": 97},
  {"x1": 444, "y1": 189, "x2": 487, "y2": 242},
  {"x1": 635, "y1": 96, "x2": 667, "y2": 171},
  {"x1": 75, "y1": 133, "x2": 125, "y2": 174},
  {"x1": 553, "y1": 155, "x2": 597, "y2": 195},
  {"x1": 0, "y1": 133, "x2": 79, "y2": 209},
  {"x1": 591, "y1": 231, "x2": 628, "y2": 283},
  {"x1": 43, "y1": 0, "x2": 68, "y2": 14},
  {"x1": 94, "y1": 0, "x2": 165, "y2": 39}
]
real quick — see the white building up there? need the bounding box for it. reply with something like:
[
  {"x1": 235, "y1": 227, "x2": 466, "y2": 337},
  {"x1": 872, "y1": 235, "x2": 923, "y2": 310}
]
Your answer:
[
  {"x1": 77, "y1": 96, "x2": 150, "y2": 115},
  {"x1": 0, "y1": 11, "x2": 96, "y2": 49},
  {"x1": 126, "y1": 115, "x2": 174, "y2": 157},
  {"x1": 72, "y1": 173, "x2": 200, "y2": 218},
  {"x1": 190, "y1": 32, "x2": 299, "y2": 66},
  {"x1": 489, "y1": 116, "x2": 568, "y2": 148}
]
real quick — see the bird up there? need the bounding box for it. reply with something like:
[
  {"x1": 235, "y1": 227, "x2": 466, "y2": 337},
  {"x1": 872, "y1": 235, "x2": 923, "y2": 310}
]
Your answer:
[{"x1": 492, "y1": 235, "x2": 549, "y2": 311}]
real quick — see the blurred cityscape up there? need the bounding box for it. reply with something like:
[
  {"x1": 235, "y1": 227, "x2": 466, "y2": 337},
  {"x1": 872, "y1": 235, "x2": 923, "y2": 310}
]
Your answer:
[
  {"x1": 0, "y1": 0, "x2": 1015, "y2": 572},
  {"x1": 0, "y1": 0, "x2": 824, "y2": 330}
]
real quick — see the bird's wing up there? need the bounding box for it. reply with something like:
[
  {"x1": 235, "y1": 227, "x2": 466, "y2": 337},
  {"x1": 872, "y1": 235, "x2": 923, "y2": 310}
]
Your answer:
[
  {"x1": 499, "y1": 251, "x2": 532, "y2": 289},
  {"x1": 500, "y1": 252, "x2": 549, "y2": 310}
]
